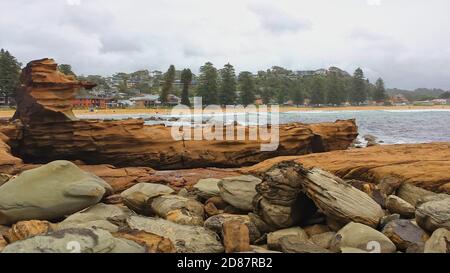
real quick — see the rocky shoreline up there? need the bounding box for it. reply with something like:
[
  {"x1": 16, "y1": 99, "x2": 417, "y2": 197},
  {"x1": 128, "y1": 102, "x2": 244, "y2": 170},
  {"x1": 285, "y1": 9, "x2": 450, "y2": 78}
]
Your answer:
[{"x1": 0, "y1": 59, "x2": 448, "y2": 253}]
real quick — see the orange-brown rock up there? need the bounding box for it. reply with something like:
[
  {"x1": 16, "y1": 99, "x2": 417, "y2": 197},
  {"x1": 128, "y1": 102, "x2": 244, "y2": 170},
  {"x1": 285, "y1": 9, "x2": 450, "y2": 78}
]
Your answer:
[
  {"x1": 0, "y1": 129, "x2": 23, "y2": 174},
  {"x1": 242, "y1": 143, "x2": 450, "y2": 193},
  {"x1": 0, "y1": 235, "x2": 6, "y2": 252},
  {"x1": 15, "y1": 163, "x2": 241, "y2": 194},
  {"x1": 3, "y1": 220, "x2": 55, "y2": 243},
  {"x1": 9, "y1": 59, "x2": 357, "y2": 169},
  {"x1": 222, "y1": 220, "x2": 251, "y2": 253},
  {"x1": 12, "y1": 58, "x2": 96, "y2": 123},
  {"x1": 113, "y1": 230, "x2": 176, "y2": 253},
  {"x1": 16, "y1": 119, "x2": 358, "y2": 169}
]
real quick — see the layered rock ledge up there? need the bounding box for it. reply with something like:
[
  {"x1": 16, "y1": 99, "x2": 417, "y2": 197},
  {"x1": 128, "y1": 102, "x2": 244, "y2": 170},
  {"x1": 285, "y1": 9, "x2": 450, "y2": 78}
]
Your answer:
[
  {"x1": 241, "y1": 143, "x2": 450, "y2": 193},
  {"x1": 2, "y1": 58, "x2": 358, "y2": 169}
]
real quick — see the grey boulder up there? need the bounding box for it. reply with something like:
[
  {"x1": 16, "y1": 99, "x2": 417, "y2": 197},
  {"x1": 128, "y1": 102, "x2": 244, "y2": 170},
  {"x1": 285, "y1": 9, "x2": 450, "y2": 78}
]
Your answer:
[
  {"x1": 218, "y1": 175, "x2": 261, "y2": 211},
  {"x1": 121, "y1": 183, "x2": 174, "y2": 215},
  {"x1": 57, "y1": 203, "x2": 133, "y2": 232},
  {"x1": 127, "y1": 215, "x2": 224, "y2": 253},
  {"x1": 1, "y1": 228, "x2": 145, "y2": 253},
  {"x1": 0, "y1": 161, "x2": 112, "y2": 225},
  {"x1": 330, "y1": 222, "x2": 396, "y2": 253},
  {"x1": 193, "y1": 178, "x2": 221, "y2": 199}
]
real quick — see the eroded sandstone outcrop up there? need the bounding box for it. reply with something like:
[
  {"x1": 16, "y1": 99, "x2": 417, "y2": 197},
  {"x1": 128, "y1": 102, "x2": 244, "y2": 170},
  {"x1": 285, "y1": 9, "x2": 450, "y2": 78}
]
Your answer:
[
  {"x1": 242, "y1": 143, "x2": 450, "y2": 193},
  {"x1": 6, "y1": 59, "x2": 358, "y2": 169}
]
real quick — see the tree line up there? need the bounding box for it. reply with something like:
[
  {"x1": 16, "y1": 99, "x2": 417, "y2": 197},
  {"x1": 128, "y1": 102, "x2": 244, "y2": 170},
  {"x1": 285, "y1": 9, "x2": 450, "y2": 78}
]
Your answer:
[
  {"x1": 160, "y1": 62, "x2": 387, "y2": 106},
  {"x1": 0, "y1": 49, "x2": 388, "y2": 107}
]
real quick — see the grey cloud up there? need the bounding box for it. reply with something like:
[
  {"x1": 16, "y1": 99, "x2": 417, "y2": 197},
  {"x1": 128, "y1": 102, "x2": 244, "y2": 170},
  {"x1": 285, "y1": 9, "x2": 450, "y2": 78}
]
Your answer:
[
  {"x1": 248, "y1": 3, "x2": 312, "y2": 34},
  {"x1": 1, "y1": 0, "x2": 450, "y2": 90}
]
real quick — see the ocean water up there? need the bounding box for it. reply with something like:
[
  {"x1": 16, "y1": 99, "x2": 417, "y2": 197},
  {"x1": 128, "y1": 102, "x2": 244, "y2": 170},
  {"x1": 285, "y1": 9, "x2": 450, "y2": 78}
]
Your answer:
[{"x1": 78, "y1": 109, "x2": 450, "y2": 144}]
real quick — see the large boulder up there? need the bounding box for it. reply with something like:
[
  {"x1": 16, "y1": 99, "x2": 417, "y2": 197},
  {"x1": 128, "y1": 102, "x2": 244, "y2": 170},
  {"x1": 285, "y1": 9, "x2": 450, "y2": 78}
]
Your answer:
[
  {"x1": 120, "y1": 183, "x2": 174, "y2": 215},
  {"x1": 396, "y1": 183, "x2": 436, "y2": 207},
  {"x1": 300, "y1": 167, "x2": 384, "y2": 228},
  {"x1": 203, "y1": 214, "x2": 261, "y2": 243},
  {"x1": 218, "y1": 175, "x2": 261, "y2": 211},
  {"x1": 253, "y1": 162, "x2": 317, "y2": 229},
  {"x1": 330, "y1": 222, "x2": 396, "y2": 253},
  {"x1": 0, "y1": 161, "x2": 112, "y2": 225},
  {"x1": 150, "y1": 195, "x2": 204, "y2": 226},
  {"x1": 309, "y1": 231, "x2": 335, "y2": 250},
  {"x1": 385, "y1": 195, "x2": 415, "y2": 218},
  {"x1": 193, "y1": 178, "x2": 221, "y2": 200},
  {"x1": 381, "y1": 219, "x2": 429, "y2": 251},
  {"x1": 2, "y1": 228, "x2": 145, "y2": 253},
  {"x1": 267, "y1": 227, "x2": 309, "y2": 251},
  {"x1": 127, "y1": 216, "x2": 224, "y2": 253},
  {"x1": 415, "y1": 197, "x2": 450, "y2": 232},
  {"x1": 424, "y1": 228, "x2": 450, "y2": 253},
  {"x1": 57, "y1": 203, "x2": 133, "y2": 232}
]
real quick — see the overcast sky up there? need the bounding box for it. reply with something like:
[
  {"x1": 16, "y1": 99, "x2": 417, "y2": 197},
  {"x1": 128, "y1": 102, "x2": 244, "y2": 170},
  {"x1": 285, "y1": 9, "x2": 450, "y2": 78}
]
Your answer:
[{"x1": 1, "y1": 0, "x2": 450, "y2": 90}]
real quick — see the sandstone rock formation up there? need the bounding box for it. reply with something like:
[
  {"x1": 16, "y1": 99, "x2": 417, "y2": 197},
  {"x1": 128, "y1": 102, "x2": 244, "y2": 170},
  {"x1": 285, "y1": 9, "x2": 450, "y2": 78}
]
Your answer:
[
  {"x1": 300, "y1": 167, "x2": 385, "y2": 228},
  {"x1": 253, "y1": 162, "x2": 317, "y2": 230},
  {"x1": 5, "y1": 59, "x2": 357, "y2": 170},
  {"x1": 242, "y1": 143, "x2": 450, "y2": 193}
]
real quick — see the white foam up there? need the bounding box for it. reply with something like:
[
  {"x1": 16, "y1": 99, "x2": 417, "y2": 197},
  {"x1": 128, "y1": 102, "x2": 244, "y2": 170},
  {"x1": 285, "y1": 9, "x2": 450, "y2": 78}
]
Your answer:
[{"x1": 382, "y1": 109, "x2": 450, "y2": 113}]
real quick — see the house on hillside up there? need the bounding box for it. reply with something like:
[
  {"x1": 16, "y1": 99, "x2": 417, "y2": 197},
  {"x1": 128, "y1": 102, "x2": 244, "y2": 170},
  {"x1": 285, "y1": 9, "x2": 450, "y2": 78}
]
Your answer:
[
  {"x1": 167, "y1": 94, "x2": 181, "y2": 105},
  {"x1": 130, "y1": 94, "x2": 161, "y2": 108},
  {"x1": 390, "y1": 94, "x2": 409, "y2": 105},
  {"x1": 72, "y1": 95, "x2": 114, "y2": 109}
]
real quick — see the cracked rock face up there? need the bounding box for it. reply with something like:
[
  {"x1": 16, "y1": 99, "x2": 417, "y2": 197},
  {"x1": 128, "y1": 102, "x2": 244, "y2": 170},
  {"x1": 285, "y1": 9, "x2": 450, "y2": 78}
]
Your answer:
[{"x1": 415, "y1": 197, "x2": 450, "y2": 232}]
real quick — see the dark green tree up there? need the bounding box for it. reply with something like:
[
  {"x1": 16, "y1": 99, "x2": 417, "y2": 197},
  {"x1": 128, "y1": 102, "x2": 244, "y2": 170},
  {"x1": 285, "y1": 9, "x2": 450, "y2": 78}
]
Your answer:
[
  {"x1": 326, "y1": 73, "x2": 345, "y2": 105},
  {"x1": 373, "y1": 78, "x2": 387, "y2": 102},
  {"x1": 180, "y1": 68, "x2": 192, "y2": 106},
  {"x1": 196, "y1": 62, "x2": 218, "y2": 105},
  {"x1": 290, "y1": 80, "x2": 305, "y2": 106},
  {"x1": 310, "y1": 77, "x2": 326, "y2": 105},
  {"x1": 218, "y1": 63, "x2": 237, "y2": 105},
  {"x1": 0, "y1": 49, "x2": 22, "y2": 105},
  {"x1": 349, "y1": 68, "x2": 367, "y2": 105},
  {"x1": 238, "y1": 71, "x2": 256, "y2": 106},
  {"x1": 58, "y1": 64, "x2": 75, "y2": 76},
  {"x1": 440, "y1": 91, "x2": 450, "y2": 99},
  {"x1": 160, "y1": 65, "x2": 176, "y2": 104}
]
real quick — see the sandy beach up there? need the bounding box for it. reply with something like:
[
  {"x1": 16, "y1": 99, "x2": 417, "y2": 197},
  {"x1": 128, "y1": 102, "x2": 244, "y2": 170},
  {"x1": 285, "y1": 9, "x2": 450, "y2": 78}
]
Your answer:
[{"x1": 1, "y1": 104, "x2": 449, "y2": 118}]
